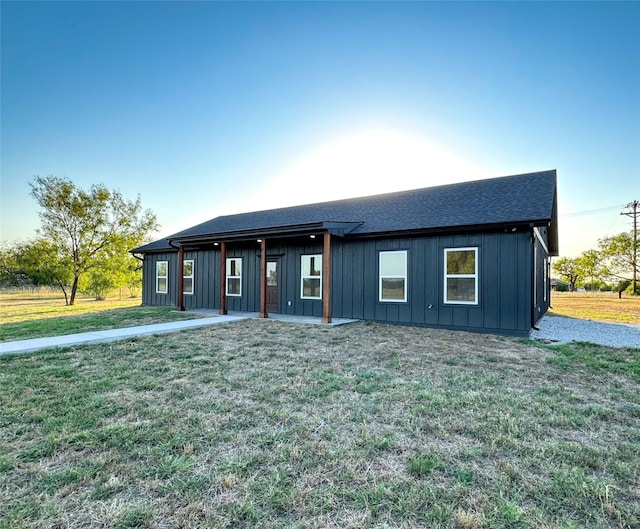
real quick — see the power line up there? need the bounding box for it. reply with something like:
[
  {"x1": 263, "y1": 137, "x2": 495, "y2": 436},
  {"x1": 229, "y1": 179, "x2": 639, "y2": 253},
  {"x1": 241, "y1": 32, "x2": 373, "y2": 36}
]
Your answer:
[{"x1": 560, "y1": 204, "x2": 626, "y2": 218}]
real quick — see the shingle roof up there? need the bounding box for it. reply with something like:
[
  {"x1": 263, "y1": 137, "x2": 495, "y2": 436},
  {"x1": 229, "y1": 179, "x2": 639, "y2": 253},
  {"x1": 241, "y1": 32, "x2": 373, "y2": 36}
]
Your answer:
[{"x1": 133, "y1": 170, "x2": 558, "y2": 253}]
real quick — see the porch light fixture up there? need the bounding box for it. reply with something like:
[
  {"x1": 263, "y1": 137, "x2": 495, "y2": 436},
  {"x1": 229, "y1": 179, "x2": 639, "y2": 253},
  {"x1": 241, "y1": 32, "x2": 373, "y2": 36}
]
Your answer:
[
  {"x1": 214, "y1": 242, "x2": 219, "y2": 246},
  {"x1": 257, "y1": 239, "x2": 263, "y2": 243},
  {"x1": 310, "y1": 235, "x2": 316, "y2": 239}
]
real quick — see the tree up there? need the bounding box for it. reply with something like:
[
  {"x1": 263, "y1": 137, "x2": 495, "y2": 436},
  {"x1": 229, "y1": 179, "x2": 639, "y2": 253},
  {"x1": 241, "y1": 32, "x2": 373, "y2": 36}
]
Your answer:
[
  {"x1": 30, "y1": 175, "x2": 159, "y2": 305},
  {"x1": 80, "y1": 235, "x2": 142, "y2": 300},
  {"x1": 13, "y1": 239, "x2": 74, "y2": 303},
  {"x1": 552, "y1": 256, "x2": 580, "y2": 292},
  {"x1": 575, "y1": 249, "x2": 604, "y2": 289},
  {"x1": 598, "y1": 230, "x2": 640, "y2": 294}
]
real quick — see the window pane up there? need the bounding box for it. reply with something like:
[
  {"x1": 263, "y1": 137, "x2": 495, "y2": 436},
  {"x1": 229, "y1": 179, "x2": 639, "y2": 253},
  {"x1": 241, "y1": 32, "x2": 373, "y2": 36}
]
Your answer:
[
  {"x1": 380, "y1": 252, "x2": 406, "y2": 276},
  {"x1": 267, "y1": 262, "x2": 277, "y2": 286},
  {"x1": 183, "y1": 278, "x2": 193, "y2": 294},
  {"x1": 157, "y1": 262, "x2": 167, "y2": 276},
  {"x1": 157, "y1": 278, "x2": 167, "y2": 293},
  {"x1": 302, "y1": 255, "x2": 321, "y2": 276},
  {"x1": 302, "y1": 278, "x2": 321, "y2": 298},
  {"x1": 447, "y1": 278, "x2": 476, "y2": 302},
  {"x1": 184, "y1": 261, "x2": 193, "y2": 276},
  {"x1": 227, "y1": 259, "x2": 240, "y2": 277},
  {"x1": 446, "y1": 250, "x2": 475, "y2": 274},
  {"x1": 228, "y1": 278, "x2": 241, "y2": 295},
  {"x1": 381, "y1": 278, "x2": 405, "y2": 300}
]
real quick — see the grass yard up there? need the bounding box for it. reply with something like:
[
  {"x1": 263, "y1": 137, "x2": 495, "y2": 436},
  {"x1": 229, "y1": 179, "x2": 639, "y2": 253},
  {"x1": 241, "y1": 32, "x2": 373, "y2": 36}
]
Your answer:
[
  {"x1": 550, "y1": 291, "x2": 640, "y2": 325},
  {"x1": 0, "y1": 291, "x2": 202, "y2": 342},
  {"x1": 1, "y1": 319, "x2": 638, "y2": 528}
]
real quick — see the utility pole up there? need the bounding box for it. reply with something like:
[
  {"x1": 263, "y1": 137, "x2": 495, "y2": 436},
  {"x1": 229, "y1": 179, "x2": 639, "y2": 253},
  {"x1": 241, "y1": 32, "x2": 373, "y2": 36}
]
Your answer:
[{"x1": 621, "y1": 200, "x2": 639, "y2": 295}]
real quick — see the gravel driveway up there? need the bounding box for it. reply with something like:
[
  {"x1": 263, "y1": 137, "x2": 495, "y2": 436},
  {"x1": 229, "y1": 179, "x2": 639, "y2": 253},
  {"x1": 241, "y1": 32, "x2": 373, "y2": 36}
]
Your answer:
[{"x1": 530, "y1": 314, "x2": 640, "y2": 348}]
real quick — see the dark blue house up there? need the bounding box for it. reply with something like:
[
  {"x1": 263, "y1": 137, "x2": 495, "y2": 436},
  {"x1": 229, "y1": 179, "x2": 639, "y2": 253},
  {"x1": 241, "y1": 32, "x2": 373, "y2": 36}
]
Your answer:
[{"x1": 132, "y1": 170, "x2": 558, "y2": 335}]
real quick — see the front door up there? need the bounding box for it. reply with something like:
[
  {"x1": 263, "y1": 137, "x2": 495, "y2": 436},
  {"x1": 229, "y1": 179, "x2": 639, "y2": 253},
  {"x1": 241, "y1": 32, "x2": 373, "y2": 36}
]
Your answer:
[{"x1": 266, "y1": 260, "x2": 279, "y2": 313}]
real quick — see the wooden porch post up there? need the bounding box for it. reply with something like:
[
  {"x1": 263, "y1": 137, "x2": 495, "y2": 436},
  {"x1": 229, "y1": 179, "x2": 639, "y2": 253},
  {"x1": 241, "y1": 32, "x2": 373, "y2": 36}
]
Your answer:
[
  {"x1": 219, "y1": 242, "x2": 227, "y2": 315},
  {"x1": 177, "y1": 245, "x2": 185, "y2": 311},
  {"x1": 322, "y1": 232, "x2": 332, "y2": 323},
  {"x1": 259, "y1": 239, "x2": 268, "y2": 318}
]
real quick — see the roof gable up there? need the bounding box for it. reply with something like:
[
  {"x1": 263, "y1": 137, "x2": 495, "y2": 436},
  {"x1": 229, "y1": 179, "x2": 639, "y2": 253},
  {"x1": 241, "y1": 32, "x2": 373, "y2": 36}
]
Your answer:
[{"x1": 133, "y1": 170, "x2": 558, "y2": 254}]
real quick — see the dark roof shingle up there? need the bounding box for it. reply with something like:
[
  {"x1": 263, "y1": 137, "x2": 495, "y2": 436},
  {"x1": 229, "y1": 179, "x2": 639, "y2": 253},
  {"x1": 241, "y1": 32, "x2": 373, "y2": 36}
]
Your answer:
[{"x1": 133, "y1": 170, "x2": 557, "y2": 253}]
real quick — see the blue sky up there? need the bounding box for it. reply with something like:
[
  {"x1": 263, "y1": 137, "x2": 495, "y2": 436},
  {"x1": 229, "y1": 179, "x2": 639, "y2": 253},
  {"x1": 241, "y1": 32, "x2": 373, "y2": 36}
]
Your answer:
[{"x1": 1, "y1": 1, "x2": 639, "y2": 257}]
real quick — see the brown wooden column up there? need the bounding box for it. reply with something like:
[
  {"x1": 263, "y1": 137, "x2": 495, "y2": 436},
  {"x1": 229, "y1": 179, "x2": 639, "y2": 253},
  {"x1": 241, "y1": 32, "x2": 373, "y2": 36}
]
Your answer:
[
  {"x1": 219, "y1": 242, "x2": 227, "y2": 315},
  {"x1": 177, "y1": 245, "x2": 185, "y2": 311},
  {"x1": 258, "y1": 239, "x2": 268, "y2": 318},
  {"x1": 322, "y1": 232, "x2": 332, "y2": 323}
]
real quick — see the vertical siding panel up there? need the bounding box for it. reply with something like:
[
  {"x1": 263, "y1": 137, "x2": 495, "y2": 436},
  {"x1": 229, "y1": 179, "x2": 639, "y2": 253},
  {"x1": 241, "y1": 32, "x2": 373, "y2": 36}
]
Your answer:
[
  {"x1": 517, "y1": 233, "x2": 533, "y2": 332},
  {"x1": 169, "y1": 252, "x2": 178, "y2": 308},
  {"x1": 482, "y1": 234, "x2": 499, "y2": 329},
  {"x1": 351, "y1": 241, "x2": 365, "y2": 319},
  {"x1": 452, "y1": 307, "x2": 468, "y2": 327},
  {"x1": 363, "y1": 242, "x2": 376, "y2": 320},
  {"x1": 424, "y1": 238, "x2": 438, "y2": 325},
  {"x1": 499, "y1": 235, "x2": 517, "y2": 330},
  {"x1": 410, "y1": 238, "x2": 423, "y2": 324},
  {"x1": 332, "y1": 240, "x2": 344, "y2": 319},
  {"x1": 210, "y1": 249, "x2": 219, "y2": 310},
  {"x1": 439, "y1": 305, "x2": 453, "y2": 326},
  {"x1": 467, "y1": 307, "x2": 483, "y2": 328},
  {"x1": 196, "y1": 250, "x2": 204, "y2": 308},
  {"x1": 284, "y1": 246, "x2": 294, "y2": 314}
]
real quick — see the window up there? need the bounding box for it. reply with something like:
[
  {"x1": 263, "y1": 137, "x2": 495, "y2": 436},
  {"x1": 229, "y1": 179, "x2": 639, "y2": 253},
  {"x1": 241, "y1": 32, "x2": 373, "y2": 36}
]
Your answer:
[
  {"x1": 183, "y1": 259, "x2": 194, "y2": 295},
  {"x1": 444, "y1": 247, "x2": 478, "y2": 304},
  {"x1": 226, "y1": 258, "x2": 242, "y2": 296},
  {"x1": 301, "y1": 254, "x2": 322, "y2": 299},
  {"x1": 379, "y1": 250, "x2": 407, "y2": 302},
  {"x1": 156, "y1": 261, "x2": 168, "y2": 294}
]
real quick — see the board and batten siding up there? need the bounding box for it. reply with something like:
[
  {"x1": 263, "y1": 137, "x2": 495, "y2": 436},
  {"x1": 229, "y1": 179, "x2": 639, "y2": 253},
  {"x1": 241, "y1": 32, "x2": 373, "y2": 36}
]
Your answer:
[
  {"x1": 142, "y1": 251, "x2": 178, "y2": 307},
  {"x1": 141, "y1": 248, "x2": 220, "y2": 309},
  {"x1": 330, "y1": 231, "x2": 534, "y2": 334},
  {"x1": 140, "y1": 230, "x2": 536, "y2": 334}
]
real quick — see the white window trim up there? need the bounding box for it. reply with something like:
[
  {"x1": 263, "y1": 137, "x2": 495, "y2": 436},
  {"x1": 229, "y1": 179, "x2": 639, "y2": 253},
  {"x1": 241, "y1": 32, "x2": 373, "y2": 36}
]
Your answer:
[
  {"x1": 379, "y1": 250, "x2": 408, "y2": 303},
  {"x1": 226, "y1": 257, "x2": 242, "y2": 297},
  {"x1": 444, "y1": 247, "x2": 478, "y2": 305},
  {"x1": 156, "y1": 260, "x2": 168, "y2": 294},
  {"x1": 300, "y1": 254, "x2": 323, "y2": 300},
  {"x1": 183, "y1": 259, "x2": 194, "y2": 295}
]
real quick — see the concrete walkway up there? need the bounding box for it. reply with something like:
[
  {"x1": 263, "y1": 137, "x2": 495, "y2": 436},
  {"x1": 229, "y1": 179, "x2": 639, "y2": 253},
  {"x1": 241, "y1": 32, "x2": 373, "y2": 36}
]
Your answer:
[
  {"x1": 0, "y1": 315, "x2": 248, "y2": 356},
  {"x1": 0, "y1": 312, "x2": 358, "y2": 356}
]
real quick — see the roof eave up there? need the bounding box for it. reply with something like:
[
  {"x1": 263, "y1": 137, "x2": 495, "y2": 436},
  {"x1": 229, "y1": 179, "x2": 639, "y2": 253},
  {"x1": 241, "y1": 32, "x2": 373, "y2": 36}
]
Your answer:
[
  {"x1": 169, "y1": 221, "x2": 363, "y2": 244},
  {"x1": 347, "y1": 219, "x2": 555, "y2": 240}
]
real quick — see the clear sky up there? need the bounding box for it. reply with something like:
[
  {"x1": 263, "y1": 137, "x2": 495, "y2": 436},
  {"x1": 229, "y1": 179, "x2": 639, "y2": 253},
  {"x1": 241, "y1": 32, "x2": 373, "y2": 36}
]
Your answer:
[{"x1": 1, "y1": 1, "x2": 639, "y2": 257}]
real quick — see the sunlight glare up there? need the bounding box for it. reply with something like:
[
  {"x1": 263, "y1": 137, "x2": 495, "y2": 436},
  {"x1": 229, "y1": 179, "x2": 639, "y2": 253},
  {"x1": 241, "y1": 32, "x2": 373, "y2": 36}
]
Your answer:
[{"x1": 266, "y1": 129, "x2": 488, "y2": 207}]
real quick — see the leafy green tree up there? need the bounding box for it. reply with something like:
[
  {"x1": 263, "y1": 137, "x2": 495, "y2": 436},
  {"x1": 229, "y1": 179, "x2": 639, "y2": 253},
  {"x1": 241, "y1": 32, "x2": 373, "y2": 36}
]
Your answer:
[
  {"x1": 13, "y1": 239, "x2": 74, "y2": 303},
  {"x1": 30, "y1": 175, "x2": 159, "y2": 305},
  {"x1": 552, "y1": 257, "x2": 580, "y2": 292},
  {"x1": 598, "y1": 231, "x2": 639, "y2": 294},
  {"x1": 0, "y1": 243, "x2": 19, "y2": 286},
  {"x1": 80, "y1": 236, "x2": 142, "y2": 300},
  {"x1": 575, "y1": 249, "x2": 604, "y2": 289}
]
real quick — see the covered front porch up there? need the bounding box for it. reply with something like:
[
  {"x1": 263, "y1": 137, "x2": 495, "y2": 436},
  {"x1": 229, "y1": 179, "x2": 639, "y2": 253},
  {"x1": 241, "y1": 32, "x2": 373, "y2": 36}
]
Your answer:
[{"x1": 172, "y1": 221, "x2": 363, "y2": 324}]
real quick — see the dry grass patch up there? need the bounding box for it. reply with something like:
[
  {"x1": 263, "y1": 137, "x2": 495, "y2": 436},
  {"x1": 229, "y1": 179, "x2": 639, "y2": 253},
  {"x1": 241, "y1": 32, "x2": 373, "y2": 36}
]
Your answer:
[
  {"x1": 0, "y1": 290, "x2": 143, "y2": 323},
  {"x1": 550, "y1": 291, "x2": 640, "y2": 324},
  {"x1": 0, "y1": 291, "x2": 203, "y2": 341},
  {"x1": 1, "y1": 319, "x2": 639, "y2": 528}
]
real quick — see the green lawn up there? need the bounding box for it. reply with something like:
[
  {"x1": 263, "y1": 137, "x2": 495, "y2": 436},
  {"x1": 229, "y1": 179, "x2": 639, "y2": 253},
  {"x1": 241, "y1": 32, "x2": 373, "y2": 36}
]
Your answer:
[
  {"x1": 1, "y1": 320, "x2": 638, "y2": 528},
  {"x1": 0, "y1": 292, "x2": 203, "y2": 342}
]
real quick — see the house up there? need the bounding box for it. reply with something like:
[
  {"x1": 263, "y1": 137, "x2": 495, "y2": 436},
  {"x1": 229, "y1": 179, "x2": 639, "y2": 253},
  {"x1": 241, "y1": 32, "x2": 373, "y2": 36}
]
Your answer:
[{"x1": 131, "y1": 170, "x2": 558, "y2": 336}]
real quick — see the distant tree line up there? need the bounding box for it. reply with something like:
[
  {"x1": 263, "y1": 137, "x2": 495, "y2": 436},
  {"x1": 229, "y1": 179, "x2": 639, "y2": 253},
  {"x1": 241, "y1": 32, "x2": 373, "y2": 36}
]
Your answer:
[
  {"x1": 0, "y1": 176, "x2": 159, "y2": 305},
  {"x1": 552, "y1": 230, "x2": 639, "y2": 296}
]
